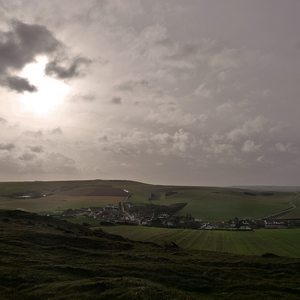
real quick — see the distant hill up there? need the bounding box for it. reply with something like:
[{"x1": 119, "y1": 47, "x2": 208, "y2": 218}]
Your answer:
[
  {"x1": 0, "y1": 209, "x2": 300, "y2": 299},
  {"x1": 233, "y1": 185, "x2": 300, "y2": 192}
]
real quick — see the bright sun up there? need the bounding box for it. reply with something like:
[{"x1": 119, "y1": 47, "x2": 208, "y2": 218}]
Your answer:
[{"x1": 19, "y1": 56, "x2": 70, "y2": 115}]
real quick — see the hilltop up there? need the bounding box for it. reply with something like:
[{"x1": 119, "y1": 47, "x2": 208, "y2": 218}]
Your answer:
[{"x1": 1, "y1": 209, "x2": 300, "y2": 299}]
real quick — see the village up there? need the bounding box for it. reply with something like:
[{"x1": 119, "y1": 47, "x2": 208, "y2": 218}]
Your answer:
[{"x1": 61, "y1": 202, "x2": 300, "y2": 230}]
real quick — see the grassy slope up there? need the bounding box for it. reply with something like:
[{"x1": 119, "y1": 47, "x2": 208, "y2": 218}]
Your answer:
[
  {"x1": 1, "y1": 210, "x2": 300, "y2": 300},
  {"x1": 0, "y1": 180, "x2": 298, "y2": 220},
  {"x1": 99, "y1": 226, "x2": 300, "y2": 258}
]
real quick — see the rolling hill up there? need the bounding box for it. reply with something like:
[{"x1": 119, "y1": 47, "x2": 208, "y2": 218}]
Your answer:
[{"x1": 1, "y1": 209, "x2": 300, "y2": 300}]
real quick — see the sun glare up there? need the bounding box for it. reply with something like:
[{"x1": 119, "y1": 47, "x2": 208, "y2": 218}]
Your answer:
[{"x1": 19, "y1": 56, "x2": 70, "y2": 115}]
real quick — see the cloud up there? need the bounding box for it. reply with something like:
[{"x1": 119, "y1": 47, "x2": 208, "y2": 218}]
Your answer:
[
  {"x1": 80, "y1": 93, "x2": 97, "y2": 102},
  {"x1": 99, "y1": 128, "x2": 196, "y2": 158},
  {"x1": 0, "y1": 19, "x2": 91, "y2": 93},
  {"x1": 274, "y1": 143, "x2": 299, "y2": 154},
  {"x1": 0, "y1": 20, "x2": 60, "y2": 72},
  {"x1": 256, "y1": 155, "x2": 273, "y2": 164},
  {"x1": 0, "y1": 20, "x2": 60, "y2": 92},
  {"x1": 0, "y1": 117, "x2": 7, "y2": 124},
  {"x1": 50, "y1": 127, "x2": 63, "y2": 135},
  {"x1": 24, "y1": 130, "x2": 44, "y2": 138},
  {"x1": 19, "y1": 152, "x2": 36, "y2": 161},
  {"x1": 111, "y1": 96, "x2": 122, "y2": 104},
  {"x1": 98, "y1": 135, "x2": 108, "y2": 142},
  {"x1": 121, "y1": 162, "x2": 132, "y2": 167},
  {"x1": 227, "y1": 116, "x2": 268, "y2": 141},
  {"x1": 43, "y1": 152, "x2": 77, "y2": 174},
  {"x1": 0, "y1": 143, "x2": 15, "y2": 151},
  {"x1": 45, "y1": 56, "x2": 91, "y2": 79},
  {"x1": 29, "y1": 146, "x2": 44, "y2": 153},
  {"x1": 115, "y1": 79, "x2": 149, "y2": 92},
  {"x1": 145, "y1": 103, "x2": 207, "y2": 127},
  {"x1": 202, "y1": 135, "x2": 235, "y2": 155},
  {"x1": 241, "y1": 140, "x2": 261, "y2": 153},
  {"x1": 6, "y1": 75, "x2": 37, "y2": 93},
  {"x1": 194, "y1": 84, "x2": 213, "y2": 98}
]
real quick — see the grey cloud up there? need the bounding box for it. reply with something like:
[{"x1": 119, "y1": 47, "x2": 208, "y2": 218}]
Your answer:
[
  {"x1": 227, "y1": 116, "x2": 269, "y2": 142},
  {"x1": 115, "y1": 79, "x2": 149, "y2": 92},
  {"x1": 0, "y1": 143, "x2": 15, "y2": 151},
  {"x1": 29, "y1": 146, "x2": 44, "y2": 153},
  {"x1": 6, "y1": 75, "x2": 37, "y2": 93},
  {"x1": 98, "y1": 135, "x2": 108, "y2": 142},
  {"x1": 81, "y1": 93, "x2": 97, "y2": 101},
  {"x1": 0, "y1": 20, "x2": 60, "y2": 92},
  {"x1": 24, "y1": 130, "x2": 44, "y2": 138},
  {"x1": 0, "y1": 20, "x2": 60, "y2": 73},
  {"x1": 241, "y1": 140, "x2": 262, "y2": 153},
  {"x1": 50, "y1": 127, "x2": 63, "y2": 135},
  {"x1": 295, "y1": 41, "x2": 300, "y2": 52},
  {"x1": 45, "y1": 56, "x2": 91, "y2": 79},
  {"x1": 0, "y1": 117, "x2": 7, "y2": 124},
  {"x1": 0, "y1": 19, "x2": 91, "y2": 93},
  {"x1": 274, "y1": 143, "x2": 299, "y2": 154},
  {"x1": 19, "y1": 152, "x2": 36, "y2": 161},
  {"x1": 99, "y1": 129, "x2": 196, "y2": 157},
  {"x1": 71, "y1": 92, "x2": 98, "y2": 102},
  {"x1": 111, "y1": 96, "x2": 122, "y2": 104},
  {"x1": 44, "y1": 152, "x2": 77, "y2": 174}
]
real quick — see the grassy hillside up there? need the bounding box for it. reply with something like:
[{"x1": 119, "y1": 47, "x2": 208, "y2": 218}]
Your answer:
[
  {"x1": 1, "y1": 209, "x2": 300, "y2": 300},
  {"x1": 0, "y1": 180, "x2": 298, "y2": 220},
  {"x1": 99, "y1": 225, "x2": 300, "y2": 258}
]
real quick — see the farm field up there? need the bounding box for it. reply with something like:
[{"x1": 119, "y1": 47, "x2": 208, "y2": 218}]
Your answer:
[
  {"x1": 0, "y1": 180, "x2": 298, "y2": 220},
  {"x1": 146, "y1": 189, "x2": 295, "y2": 220},
  {"x1": 0, "y1": 195, "x2": 125, "y2": 214},
  {"x1": 0, "y1": 180, "x2": 128, "y2": 214},
  {"x1": 99, "y1": 225, "x2": 300, "y2": 258}
]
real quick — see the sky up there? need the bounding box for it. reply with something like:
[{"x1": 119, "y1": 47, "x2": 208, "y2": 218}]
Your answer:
[{"x1": 0, "y1": 0, "x2": 300, "y2": 186}]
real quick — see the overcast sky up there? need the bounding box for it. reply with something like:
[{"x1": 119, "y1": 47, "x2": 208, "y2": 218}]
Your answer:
[{"x1": 1, "y1": 0, "x2": 300, "y2": 186}]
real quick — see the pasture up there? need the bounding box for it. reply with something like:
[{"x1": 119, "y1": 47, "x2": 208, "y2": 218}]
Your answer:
[
  {"x1": 0, "y1": 180, "x2": 298, "y2": 220},
  {"x1": 99, "y1": 225, "x2": 300, "y2": 258},
  {"x1": 0, "y1": 180, "x2": 128, "y2": 214}
]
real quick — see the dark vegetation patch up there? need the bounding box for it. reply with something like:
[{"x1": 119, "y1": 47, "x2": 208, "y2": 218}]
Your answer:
[
  {"x1": 0, "y1": 209, "x2": 300, "y2": 299},
  {"x1": 58, "y1": 186, "x2": 128, "y2": 197},
  {"x1": 262, "y1": 192, "x2": 275, "y2": 196},
  {"x1": 165, "y1": 191, "x2": 178, "y2": 197},
  {"x1": 243, "y1": 192, "x2": 257, "y2": 196}
]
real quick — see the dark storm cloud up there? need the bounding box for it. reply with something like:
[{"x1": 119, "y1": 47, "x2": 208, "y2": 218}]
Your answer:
[
  {"x1": 0, "y1": 20, "x2": 60, "y2": 93},
  {"x1": 111, "y1": 96, "x2": 122, "y2": 104},
  {"x1": 0, "y1": 19, "x2": 91, "y2": 93},
  {"x1": 6, "y1": 76, "x2": 38, "y2": 93},
  {"x1": 45, "y1": 56, "x2": 91, "y2": 79},
  {"x1": 0, "y1": 20, "x2": 60, "y2": 72},
  {"x1": 0, "y1": 143, "x2": 15, "y2": 151}
]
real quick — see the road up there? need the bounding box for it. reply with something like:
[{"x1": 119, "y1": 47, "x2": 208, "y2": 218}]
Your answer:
[
  {"x1": 120, "y1": 191, "x2": 135, "y2": 221},
  {"x1": 264, "y1": 193, "x2": 300, "y2": 219}
]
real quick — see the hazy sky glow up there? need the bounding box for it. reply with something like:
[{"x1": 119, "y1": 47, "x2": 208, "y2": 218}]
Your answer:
[{"x1": 1, "y1": 0, "x2": 300, "y2": 186}]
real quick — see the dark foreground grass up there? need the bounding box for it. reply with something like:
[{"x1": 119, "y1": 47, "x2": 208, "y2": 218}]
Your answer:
[{"x1": 0, "y1": 209, "x2": 300, "y2": 300}]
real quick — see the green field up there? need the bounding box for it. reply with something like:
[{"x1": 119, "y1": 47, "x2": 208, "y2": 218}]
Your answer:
[
  {"x1": 99, "y1": 225, "x2": 300, "y2": 258},
  {"x1": 0, "y1": 180, "x2": 299, "y2": 220}
]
